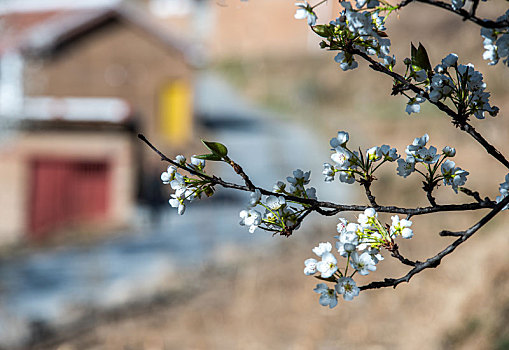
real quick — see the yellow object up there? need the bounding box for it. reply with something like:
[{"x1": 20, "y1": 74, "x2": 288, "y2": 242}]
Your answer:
[{"x1": 160, "y1": 80, "x2": 192, "y2": 144}]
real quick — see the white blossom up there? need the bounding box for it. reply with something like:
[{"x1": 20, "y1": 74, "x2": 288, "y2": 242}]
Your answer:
[
  {"x1": 330, "y1": 131, "x2": 349, "y2": 148},
  {"x1": 390, "y1": 215, "x2": 413, "y2": 239},
  {"x1": 442, "y1": 146, "x2": 456, "y2": 157},
  {"x1": 406, "y1": 95, "x2": 425, "y2": 115},
  {"x1": 496, "y1": 174, "x2": 509, "y2": 210},
  {"x1": 442, "y1": 53, "x2": 458, "y2": 68},
  {"x1": 305, "y1": 187, "x2": 317, "y2": 200},
  {"x1": 313, "y1": 242, "x2": 332, "y2": 257},
  {"x1": 322, "y1": 163, "x2": 335, "y2": 182},
  {"x1": 249, "y1": 189, "x2": 262, "y2": 207},
  {"x1": 294, "y1": 1, "x2": 317, "y2": 26},
  {"x1": 304, "y1": 258, "x2": 318, "y2": 275},
  {"x1": 480, "y1": 10, "x2": 508, "y2": 67},
  {"x1": 273, "y1": 181, "x2": 286, "y2": 193},
  {"x1": 190, "y1": 156, "x2": 205, "y2": 170},
  {"x1": 396, "y1": 156, "x2": 416, "y2": 178},
  {"x1": 334, "y1": 51, "x2": 358, "y2": 71},
  {"x1": 265, "y1": 195, "x2": 286, "y2": 210},
  {"x1": 239, "y1": 209, "x2": 262, "y2": 233},
  {"x1": 441, "y1": 160, "x2": 469, "y2": 193},
  {"x1": 317, "y1": 252, "x2": 338, "y2": 278},
  {"x1": 287, "y1": 169, "x2": 311, "y2": 187},
  {"x1": 451, "y1": 0, "x2": 465, "y2": 10},
  {"x1": 339, "y1": 171, "x2": 356, "y2": 184},
  {"x1": 161, "y1": 165, "x2": 177, "y2": 184},
  {"x1": 350, "y1": 251, "x2": 377, "y2": 275},
  {"x1": 169, "y1": 194, "x2": 186, "y2": 215},
  {"x1": 367, "y1": 247, "x2": 384, "y2": 264},
  {"x1": 331, "y1": 146, "x2": 352, "y2": 167},
  {"x1": 314, "y1": 283, "x2": 338, "y2": 308},
  {"x1": 335, "y1": 277, "x2": 360, "y2": 301},
  {"x1": 175, "y1": 155, "x2": 186, "y2": 166},
  {"x1": 406, "y1": 134, "x2": 429, "y2": 156},
  {"x1": 335, "y1": 226, "x2": 359, "y2": 257},
  {"x1": 357, "y1": 208, "x2": 377, "y2": 228},
  {"x1": 380, "y1": 144, "x2": 400, "y2": 161},
  {"x1": 415, "y1": 146, "x2": 440, "y2": 164},
  {"x1": 367, "y1": 146, "x2": 382, "y2": 162}
]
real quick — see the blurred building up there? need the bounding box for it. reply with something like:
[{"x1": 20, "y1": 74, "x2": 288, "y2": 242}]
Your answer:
[{"x1": 0, "y1": 3, "x2": 195, "y2": 244}]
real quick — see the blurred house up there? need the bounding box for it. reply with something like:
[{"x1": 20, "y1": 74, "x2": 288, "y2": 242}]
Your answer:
[{"x1": 0, "y1": 3, "x2": 195, "y2": 244}]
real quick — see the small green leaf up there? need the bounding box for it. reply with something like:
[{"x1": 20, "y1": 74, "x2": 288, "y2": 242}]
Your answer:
[
  {"x1": 416, "y1": 43, "x2": 432, "y2": 74},
  {"x1": 204, "y1": 186, "x2": 215, "y2": 197},
  {"x1": 193, "y1": 153, "x2": 223, "y2": 161},
  {"x1": 411, "y1": 42, "x2": 432, "y2": 74},
  {"x1": 312, "y1": 24, "x2": 330, "y2": 38},
  {"x1": 410, "y1": 42, "x2": 418, "y2": 63},
  {"x1": 202, "y1": 140, "x2": 228, "y2": 157}
]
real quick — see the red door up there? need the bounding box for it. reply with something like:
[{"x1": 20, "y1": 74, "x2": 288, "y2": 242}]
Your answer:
[{"x1": 29, "y1": 159, "x2": 110, "y2": 239}]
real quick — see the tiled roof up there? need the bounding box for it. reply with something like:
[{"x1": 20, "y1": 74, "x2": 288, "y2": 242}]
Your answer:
[{"x1": 0, "y1": 4, "x2": 191, "y2": 59}]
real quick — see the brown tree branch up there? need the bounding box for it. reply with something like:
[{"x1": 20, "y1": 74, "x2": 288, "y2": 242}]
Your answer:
[
  {"x1": 398, "y1": 0, "x2": 509, "y2": 29},
  {"x1": 360, "y1": 194, "x2": 509, "y2": 291},
  {"x1": 139, "y1": 134, "x2": 495, "y2": 217}
]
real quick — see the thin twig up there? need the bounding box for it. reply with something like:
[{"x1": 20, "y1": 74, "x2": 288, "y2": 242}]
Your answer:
[
  {"x1": 439, "y1": 230, "x2": 464, "y2": 237},
  {"x1": 424, "y1": 184, "x2": 437, "y2": 207},
  {"x1": 362, "y1": 181, "x2": 378, "y2": 207},
  {"x1": 459, "y1": 187, "x2": 485, "y2": 204},
  {"x1": 398, "y1": 0, "x2": 509, "y2": 29},
  {"x1": 225, "y1": 158, "x2": 256, "y2": 190},
  {"x1": 389, "y1": 245, "x2": 418, "y2": 266}
]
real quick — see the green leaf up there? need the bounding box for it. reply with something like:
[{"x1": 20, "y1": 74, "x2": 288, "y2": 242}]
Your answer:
[
  {"x1": 410, "y1": 42, "x2": 418, "y2": 64},
  {"x1": 312, "y1": 25, "x2": 330, "y2": 38},
  {"x1": 411, "y1": 42, "x2": 432, "y2": 74},
  {"x1": 203, "y1": 186, "x2": 215, "y2": 197},
  {"x1": 416, "y1": 42, "x2": 432, "y2": 73},
  {"x1": 193, "y1": 153, "x2": 223, "y2": 161},
  {"x1": 202, "y1": 140, "x2": 228, "y2": 157}
]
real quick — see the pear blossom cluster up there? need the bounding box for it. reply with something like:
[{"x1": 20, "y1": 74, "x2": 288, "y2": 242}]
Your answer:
[
  {"x1": 305, "y1": 208, "x2": 413, "y2": 308},
  {"x1": 239, "y1": 169, "x2": 317, "y2": 234},
  {"x1": 160, "y1": 155, "x2": 212, "y2": 215},
  {"x1": 323, "y1": 131, "x2": 399, "y2": 184},
  {"x1": 305, "y1": 1, "x2": 394, "y2": 71},
  {"x1": 496, "y1": 174, "x2": 509, "y2": 210},
  {"x1": 405, "y1": 53, "x2": 499, "y2": 119},
  {"x1": 480, "y1": 11, "x2": 509, "y2": 67},
  {"x1": 334, "y1": 1, "x2": 394, "y2": 71},
  {"x1": 396, "y1": 134, "x2": 468, "y2": 193},
  {"x1": 299, "y1": 1, "x2": 502, "y2": 119}
]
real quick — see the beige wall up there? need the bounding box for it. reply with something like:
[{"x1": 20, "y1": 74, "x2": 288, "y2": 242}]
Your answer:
[
  {"x1": 0, "y1": 130, "x2": 135, "y2": 245},
  {"x1": 153, "y1": 0, "x2": 342, "y2": 60}
]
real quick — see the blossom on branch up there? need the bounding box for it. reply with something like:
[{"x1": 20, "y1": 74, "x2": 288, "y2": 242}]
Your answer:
[{"x1": 294, "y1": 1, "x2": 317, "y2": 26}]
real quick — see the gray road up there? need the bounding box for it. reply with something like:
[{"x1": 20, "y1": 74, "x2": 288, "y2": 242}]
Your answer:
[{"x1": 0, "y1": 72, "x2": 352, "y2": 348}]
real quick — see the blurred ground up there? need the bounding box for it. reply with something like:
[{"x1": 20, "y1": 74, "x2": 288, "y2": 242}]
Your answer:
[
  {"x1": 17, "y1": 2, "x2": 509, "y2": 349},
  {"x1": 31, "y1": 220, "x2": 509, "y2": 350}
]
